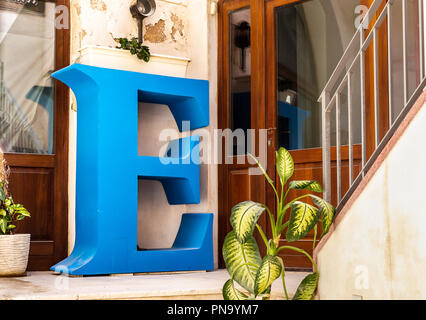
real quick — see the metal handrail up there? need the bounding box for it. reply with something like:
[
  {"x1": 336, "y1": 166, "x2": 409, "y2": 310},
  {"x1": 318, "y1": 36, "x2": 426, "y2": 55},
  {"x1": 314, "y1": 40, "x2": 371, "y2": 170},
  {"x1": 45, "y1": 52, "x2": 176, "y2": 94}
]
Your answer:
[
  {"x1": 321, "y1": 0, "x2": 426, "y2": 209},
  {"x1": 318, "y1": 0, "x2": 386, "y2": 102}
]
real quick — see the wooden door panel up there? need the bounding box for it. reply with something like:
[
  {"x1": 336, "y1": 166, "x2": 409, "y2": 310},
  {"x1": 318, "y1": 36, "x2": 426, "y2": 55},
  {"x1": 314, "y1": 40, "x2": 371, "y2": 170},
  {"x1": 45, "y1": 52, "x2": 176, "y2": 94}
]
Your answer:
[
  {"x1": 229, "y1": 169, "x2": 251, "y2": 208},
  {"x1": 8, "y1": 167, "x2": 54, "y2": 239},
  {"x1": 224, "y1": 168, "x2": 252, "y2": 241},
  {"x1": 277, "y1": 146, "x2": 362, "y2": 269},
  {"x1": 219, "y1": 167, "x2": 252, "y2": 268},
  {"x1": 29, "y1": 241, "x2": 55, "y2": 256}
]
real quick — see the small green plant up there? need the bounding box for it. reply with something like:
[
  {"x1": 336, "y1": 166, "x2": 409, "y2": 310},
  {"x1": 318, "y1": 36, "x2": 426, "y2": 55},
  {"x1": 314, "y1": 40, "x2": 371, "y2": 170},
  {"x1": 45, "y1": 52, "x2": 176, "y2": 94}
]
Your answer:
[
  {"x1": 0, "y1": 154, "x2": 30, "y2": 235},
  {"x1": 222, "y1": 147, "x2": 336, "y2": 300},
  {"x1": 116, "y1": 37, "x2": 151, "y2": 63}
]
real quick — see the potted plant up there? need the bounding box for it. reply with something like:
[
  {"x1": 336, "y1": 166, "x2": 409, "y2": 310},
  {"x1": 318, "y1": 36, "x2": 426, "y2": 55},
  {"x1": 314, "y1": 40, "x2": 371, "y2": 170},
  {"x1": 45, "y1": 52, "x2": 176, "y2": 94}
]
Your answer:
[
  {"x1": 115, "y1": 37, "x2": 151, "y2": 63},
  {"x1": 222, "y1": 147, "x2": 336, "y2": 300},
  {"x1": 0, "y1": 151, "x2": 31, "y2": 277}
]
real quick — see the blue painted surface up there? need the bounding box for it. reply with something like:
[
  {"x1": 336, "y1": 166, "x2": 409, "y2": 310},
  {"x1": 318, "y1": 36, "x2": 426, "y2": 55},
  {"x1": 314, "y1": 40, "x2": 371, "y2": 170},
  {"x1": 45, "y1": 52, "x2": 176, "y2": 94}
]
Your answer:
[
  {"x1": 278, "y1": 102, "x2": 310, "y2": 150},
  {"x1": 50, "y1": 64, "x2": 213, "y2": 275}
]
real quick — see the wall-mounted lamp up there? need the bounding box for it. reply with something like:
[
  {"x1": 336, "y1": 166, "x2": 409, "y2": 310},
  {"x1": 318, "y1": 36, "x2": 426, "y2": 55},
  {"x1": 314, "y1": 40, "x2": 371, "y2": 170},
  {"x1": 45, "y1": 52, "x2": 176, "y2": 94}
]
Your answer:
[
  {"x1": 130, "y1": 0, "x2": 157, "y2": 44},
  {"x1": 234, "y1": 21, "x2": 250, "y2": 72}
]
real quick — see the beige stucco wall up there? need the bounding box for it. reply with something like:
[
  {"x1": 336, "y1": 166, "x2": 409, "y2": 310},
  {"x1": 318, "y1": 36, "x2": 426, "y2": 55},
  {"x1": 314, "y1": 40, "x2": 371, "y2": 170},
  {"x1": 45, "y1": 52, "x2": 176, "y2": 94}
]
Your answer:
[
  {"x1": 317, "y1": 99, "x2": 426, "y2": 300},
  {"x1": 67, "y1": 0, "x2": 219, "y2": 268}
]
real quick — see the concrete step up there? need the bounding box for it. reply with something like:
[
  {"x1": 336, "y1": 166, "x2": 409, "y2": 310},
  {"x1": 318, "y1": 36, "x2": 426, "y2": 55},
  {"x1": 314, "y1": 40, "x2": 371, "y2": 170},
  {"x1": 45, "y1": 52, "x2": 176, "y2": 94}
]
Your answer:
[{"x1": 0, "y1": 269, "x2": 309, "y2": 300}]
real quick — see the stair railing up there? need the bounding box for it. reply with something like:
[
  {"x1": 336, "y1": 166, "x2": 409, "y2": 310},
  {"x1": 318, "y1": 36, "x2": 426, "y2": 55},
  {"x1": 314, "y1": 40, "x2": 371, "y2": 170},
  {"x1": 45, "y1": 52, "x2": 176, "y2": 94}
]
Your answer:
[{"x1": 320, "y1": 0, "x2": 426, "y2": 211}]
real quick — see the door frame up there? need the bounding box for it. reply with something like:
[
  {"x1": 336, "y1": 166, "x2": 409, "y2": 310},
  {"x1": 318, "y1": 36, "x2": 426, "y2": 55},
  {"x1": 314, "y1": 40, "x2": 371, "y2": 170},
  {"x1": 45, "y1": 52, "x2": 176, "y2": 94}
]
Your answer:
[
  {"x1": 218, "y1": 0, "x2": 383, "y2": 268},
  {"x1": 218, "y1": 0, "x2": 268, "y2": 268},
  {"x1": 3, "y1": 0, "x2": 70, "y2": 270}
]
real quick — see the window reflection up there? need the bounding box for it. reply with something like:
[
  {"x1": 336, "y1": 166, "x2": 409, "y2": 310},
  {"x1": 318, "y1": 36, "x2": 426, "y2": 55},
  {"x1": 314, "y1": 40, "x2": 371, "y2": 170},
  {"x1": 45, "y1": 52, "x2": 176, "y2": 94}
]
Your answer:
[
  {"x1": 276, "y1": 0, "x2": 361, "y2": 150},
  {"x1": 230, "y1": 7, "x2": 251, "y2": 155},
  {"x1": 0, "y1": 0, "x2": 56, "y2": 154}
]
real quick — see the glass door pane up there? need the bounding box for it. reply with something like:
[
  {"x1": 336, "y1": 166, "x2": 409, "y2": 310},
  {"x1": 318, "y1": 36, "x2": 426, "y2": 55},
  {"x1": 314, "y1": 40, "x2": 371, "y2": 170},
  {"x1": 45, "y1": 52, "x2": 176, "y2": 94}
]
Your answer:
[
  {"x1": 275, "y1": 0, "x2": 361, "y2": 151},
  {"x1": 230, "y1": 7, "x2": 251, "y2": 155},
  {"x1": 0, "y1": 0, "x2": 56, "y2": 154}
]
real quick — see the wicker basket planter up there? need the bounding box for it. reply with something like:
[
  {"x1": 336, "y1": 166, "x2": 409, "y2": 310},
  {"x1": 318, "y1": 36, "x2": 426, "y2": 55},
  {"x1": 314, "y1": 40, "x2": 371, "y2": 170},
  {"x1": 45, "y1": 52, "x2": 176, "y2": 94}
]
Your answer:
[{"x1": 0, "y1": 234, "x2": 30, "y2": 276}]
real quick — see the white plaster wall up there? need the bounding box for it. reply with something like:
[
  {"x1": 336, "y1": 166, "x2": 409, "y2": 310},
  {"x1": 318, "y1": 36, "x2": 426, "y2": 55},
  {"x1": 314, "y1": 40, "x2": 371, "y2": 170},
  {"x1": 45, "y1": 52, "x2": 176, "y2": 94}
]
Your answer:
[
  {"x1": 67, "y1": 0, "x2": 219, "y2": 268},
  {"x1": 317, "y1": 99, "x2": 426, "y2": 300}
]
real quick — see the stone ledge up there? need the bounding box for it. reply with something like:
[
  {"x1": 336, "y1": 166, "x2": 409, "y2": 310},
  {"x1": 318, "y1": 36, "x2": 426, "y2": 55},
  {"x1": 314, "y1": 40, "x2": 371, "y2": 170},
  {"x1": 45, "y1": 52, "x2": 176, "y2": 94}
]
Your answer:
[
  {"x1": 75, "y1": 45, "x2": 191, "y2": 78},
  {"x1": 0, "y1": 269, "x2": 308, "y2": 300}
]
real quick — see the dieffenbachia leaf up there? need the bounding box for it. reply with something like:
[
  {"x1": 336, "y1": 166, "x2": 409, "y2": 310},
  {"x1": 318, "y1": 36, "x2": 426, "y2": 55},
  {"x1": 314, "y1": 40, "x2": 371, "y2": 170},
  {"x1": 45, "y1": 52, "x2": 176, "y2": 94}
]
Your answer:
[
  {"x1": 292, "y1": 273, "x2": 319, "y2": 300},
  {"x1": 223, "y1": 231, "x2": 262, "y2": 293},
  {"x1": 276, "y1": 147, "x2": 294, "y2": 186},
  {"x1": 286, "y1": 201, "x2": 320, "y2": 242},
  {"x1": 0, "y1": 218, "x2": 6, "y2": 234},
  {"x1": 230, "y1": 201, "x2": 265, "y2": 243},
  {"x1": 289, "y1": 180, "x2": 323, "y2": 193},
  {"x1": 223, "y1": 279, "x2": 249, "y2": 300},
  {"x1": 311, "y1": 195, "x2": 336, "y2": 237},
  {"x1": 254, "y1": 255, "x2": 282, "y2": 297}
]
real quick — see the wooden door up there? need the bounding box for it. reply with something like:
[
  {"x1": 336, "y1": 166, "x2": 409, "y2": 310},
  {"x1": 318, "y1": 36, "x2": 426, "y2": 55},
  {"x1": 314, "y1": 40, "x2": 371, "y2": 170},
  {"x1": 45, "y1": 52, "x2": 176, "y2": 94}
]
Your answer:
[
  {"x1": 265, "y1": 0, "x2": 365, "y2": 269},
  {"x1": 219, "y1": 0, "x2": 362, "y2": 270},
  {"x1": 0, "y1": 0, "x2": 69, "y2": 270},
  {"x1": 219, "y1": 0, "x2": 390, "y2": 269},
  {"x1": 218, "y1": 0, "x2": 268, "y2": 267}
]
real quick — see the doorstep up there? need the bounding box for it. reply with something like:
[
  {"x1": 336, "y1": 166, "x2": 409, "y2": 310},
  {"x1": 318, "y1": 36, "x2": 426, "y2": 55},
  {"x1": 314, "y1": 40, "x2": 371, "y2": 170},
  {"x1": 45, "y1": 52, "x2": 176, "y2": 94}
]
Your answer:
[{"x1": 0, "y1": 269, "x2": 309, "y2": 300}]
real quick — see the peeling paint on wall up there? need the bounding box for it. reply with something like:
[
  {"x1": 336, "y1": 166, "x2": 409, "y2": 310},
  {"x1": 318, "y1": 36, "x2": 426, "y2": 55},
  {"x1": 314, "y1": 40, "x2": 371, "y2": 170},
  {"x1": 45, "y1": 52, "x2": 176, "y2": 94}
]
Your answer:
[
  {"x1": 171, "y1": 13, "x2": 184, "y2": 41},
  {"x1": 144, "y1": 19, "x2": 167, "y2": 43},
  {"x1": 90, "y1": 0, "x2": 107, "y2": 11},
  {"x1": 73, "y1": 1, "x2": 81, "y2": 15}
]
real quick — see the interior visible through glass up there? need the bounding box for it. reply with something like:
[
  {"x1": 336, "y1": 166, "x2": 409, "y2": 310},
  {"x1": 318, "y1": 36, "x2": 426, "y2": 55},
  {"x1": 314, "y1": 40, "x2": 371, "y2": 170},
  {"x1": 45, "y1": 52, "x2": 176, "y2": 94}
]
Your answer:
[
  {"x1": 0, "y1": 0, "x2": 56, "y2": 154},
  {"x1": 276, "y1": 0, "x2": 361, "y2": 151},
  {"x1": 230, "y1": 7, "x2": 251, "y2": 155}
]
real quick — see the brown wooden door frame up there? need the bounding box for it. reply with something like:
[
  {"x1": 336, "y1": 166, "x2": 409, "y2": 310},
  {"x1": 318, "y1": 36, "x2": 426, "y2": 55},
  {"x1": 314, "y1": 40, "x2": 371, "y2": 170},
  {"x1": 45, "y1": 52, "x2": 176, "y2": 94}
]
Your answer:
[
  {"x1": 3, "y1": 0, "x2": 69, "y2": 270},
  {"x1": 265, "y1": 0, "x2": 326, "y2": 269},
  {"x1": 265, "y1": 0, "x2": 306, "y2": 267},
  {"x1": 218, "y1": 0, "x2": 268, "y2": 268}
]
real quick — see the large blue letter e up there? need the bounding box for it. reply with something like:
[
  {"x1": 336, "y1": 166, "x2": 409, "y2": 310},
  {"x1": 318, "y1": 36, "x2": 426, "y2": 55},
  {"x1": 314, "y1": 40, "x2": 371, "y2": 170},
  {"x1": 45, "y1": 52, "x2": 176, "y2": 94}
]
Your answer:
[{"x1": 50, "y1": 64, "x2": 213, "y2": 276}]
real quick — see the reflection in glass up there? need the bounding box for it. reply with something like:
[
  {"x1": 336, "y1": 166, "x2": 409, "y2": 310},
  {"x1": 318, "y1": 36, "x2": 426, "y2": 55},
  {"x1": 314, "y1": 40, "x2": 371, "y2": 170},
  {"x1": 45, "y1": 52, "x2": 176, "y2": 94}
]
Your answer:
[
  {"x1": 0, "y1": 1, "x2": 56, "y2": 154},
  {"x1": 275, "y1": 0, "x2": 361, "y2": 151},
  {"x1": 230, "y1": 7, "x2": 251, "y2": 155}
]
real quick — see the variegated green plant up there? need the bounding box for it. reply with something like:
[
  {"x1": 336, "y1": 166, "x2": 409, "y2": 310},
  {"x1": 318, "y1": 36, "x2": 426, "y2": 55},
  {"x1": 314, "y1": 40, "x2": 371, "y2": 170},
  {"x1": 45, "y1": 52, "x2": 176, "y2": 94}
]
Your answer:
[
  {"x1": 0, "y1": 153, "x2": 31, "y2": 235},
  {"x1": 222, "y1": 147, "x2": 335, "y2": 300}
]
